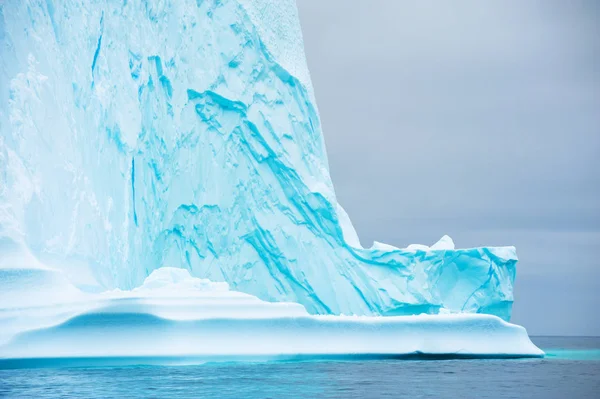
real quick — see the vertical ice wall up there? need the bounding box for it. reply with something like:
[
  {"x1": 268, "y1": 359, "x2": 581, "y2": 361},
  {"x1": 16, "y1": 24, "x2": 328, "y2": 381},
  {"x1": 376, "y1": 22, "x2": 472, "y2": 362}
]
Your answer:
[{"x1": 0, "y1": 0, "x2": 517, "y2": 319}]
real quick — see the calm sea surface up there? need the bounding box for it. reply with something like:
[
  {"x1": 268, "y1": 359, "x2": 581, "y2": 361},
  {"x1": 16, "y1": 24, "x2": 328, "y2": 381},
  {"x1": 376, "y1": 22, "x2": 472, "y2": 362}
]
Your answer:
[{"x1": 0, "y1": 336, "x2": 598, "y2": 398}]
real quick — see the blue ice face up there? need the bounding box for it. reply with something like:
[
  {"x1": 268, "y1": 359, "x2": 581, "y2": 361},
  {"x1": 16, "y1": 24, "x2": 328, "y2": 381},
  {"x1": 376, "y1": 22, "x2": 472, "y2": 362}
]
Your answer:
[{"x1": 0, "y1": 0, "x2": 516, "y2": 320}]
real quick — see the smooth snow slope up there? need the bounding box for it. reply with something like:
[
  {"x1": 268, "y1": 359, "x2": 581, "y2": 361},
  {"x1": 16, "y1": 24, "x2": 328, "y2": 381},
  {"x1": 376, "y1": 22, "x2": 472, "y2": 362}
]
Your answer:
[
  {"x1": 1, "y1": 0, "x2": 516, "y2": 320},
  {"x1": 0, "y1": 268, "x2": 543, "y2": 361}
]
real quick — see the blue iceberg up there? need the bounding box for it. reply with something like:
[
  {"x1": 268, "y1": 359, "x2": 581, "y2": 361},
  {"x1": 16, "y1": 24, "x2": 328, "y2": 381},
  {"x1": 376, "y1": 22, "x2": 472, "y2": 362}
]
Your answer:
[{"x1": 0, "y1": 0, "x2": 539, "y2": 361}]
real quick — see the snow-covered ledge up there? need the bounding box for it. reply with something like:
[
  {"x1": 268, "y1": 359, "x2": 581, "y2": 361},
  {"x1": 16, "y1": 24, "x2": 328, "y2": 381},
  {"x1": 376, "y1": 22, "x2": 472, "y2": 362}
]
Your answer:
[{"x1": 0, "y1": 267, "x2": 543, "y2": 363}]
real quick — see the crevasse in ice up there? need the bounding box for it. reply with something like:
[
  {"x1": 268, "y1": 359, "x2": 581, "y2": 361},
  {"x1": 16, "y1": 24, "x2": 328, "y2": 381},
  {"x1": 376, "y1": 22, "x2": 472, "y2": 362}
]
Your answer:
[{"x1": 0, "y1": 0, "x2": 516, "y2": 320}]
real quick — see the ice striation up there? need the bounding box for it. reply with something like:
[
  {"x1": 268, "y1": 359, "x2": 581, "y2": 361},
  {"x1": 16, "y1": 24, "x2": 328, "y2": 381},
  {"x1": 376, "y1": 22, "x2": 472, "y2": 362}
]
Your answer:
[{"x1": 1, "y1": 0, "x2": 517, "y2": 321}]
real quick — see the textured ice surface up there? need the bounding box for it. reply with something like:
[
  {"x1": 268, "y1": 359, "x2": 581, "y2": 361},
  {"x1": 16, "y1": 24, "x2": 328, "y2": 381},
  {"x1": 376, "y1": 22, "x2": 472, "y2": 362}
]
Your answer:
[
  {"x1": 0, "y1": 267, "x2": 543, "y2": 360},
  {"x1": 1, "y1": 0, "x2": 517, "y2": 320}
]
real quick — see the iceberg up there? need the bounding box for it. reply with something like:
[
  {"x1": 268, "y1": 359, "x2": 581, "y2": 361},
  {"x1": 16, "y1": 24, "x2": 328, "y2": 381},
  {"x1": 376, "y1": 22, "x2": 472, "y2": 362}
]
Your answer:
[
  {"x1": 0, "y1": 0, "x2": 516, "y2": 320},
  {"x1": 0, "y1": 0, "x2": 540, "y2": 361}
]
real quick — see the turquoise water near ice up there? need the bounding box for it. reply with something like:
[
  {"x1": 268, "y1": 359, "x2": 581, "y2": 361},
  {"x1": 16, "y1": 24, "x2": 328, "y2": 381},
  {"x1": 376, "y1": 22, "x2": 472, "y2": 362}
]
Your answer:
[{"x1": 0, "y1": 337, "x2": 598, "y2": 398}]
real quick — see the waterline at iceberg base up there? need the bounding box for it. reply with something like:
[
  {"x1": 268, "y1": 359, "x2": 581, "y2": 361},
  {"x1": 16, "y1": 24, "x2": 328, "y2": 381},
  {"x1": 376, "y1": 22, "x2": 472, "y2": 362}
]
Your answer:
[{"x1": 0, "y1": 0, "x2": 541, "y2": 363}]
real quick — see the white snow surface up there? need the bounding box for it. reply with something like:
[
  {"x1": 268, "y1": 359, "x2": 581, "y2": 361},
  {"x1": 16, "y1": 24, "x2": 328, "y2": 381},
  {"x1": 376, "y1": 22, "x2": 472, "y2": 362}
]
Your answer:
[
  {"x1": 236, "y1": 0, "x2": 315, "y2": 100},
  {"x1": 0, "y1": 267, "x2": 543, "y2": 360}
]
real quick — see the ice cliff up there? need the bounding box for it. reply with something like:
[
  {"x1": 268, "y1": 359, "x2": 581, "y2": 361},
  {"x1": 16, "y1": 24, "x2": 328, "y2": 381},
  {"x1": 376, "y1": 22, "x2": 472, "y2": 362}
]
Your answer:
[{"x1": 0, "y1": 0, "x2": 517, "y2": 320}]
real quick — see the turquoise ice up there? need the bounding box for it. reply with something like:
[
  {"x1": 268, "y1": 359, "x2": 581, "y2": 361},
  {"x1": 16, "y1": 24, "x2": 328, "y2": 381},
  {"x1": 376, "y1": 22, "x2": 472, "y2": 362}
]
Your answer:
[{"x1": 0, "y1": 0, "x2": 516, "y2": 320}]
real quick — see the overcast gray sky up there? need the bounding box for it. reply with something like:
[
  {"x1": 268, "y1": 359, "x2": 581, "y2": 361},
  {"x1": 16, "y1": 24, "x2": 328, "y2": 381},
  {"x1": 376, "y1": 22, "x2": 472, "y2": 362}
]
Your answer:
[{"x1": 297, "y1": 0, "x2": 600, "y2": 336}]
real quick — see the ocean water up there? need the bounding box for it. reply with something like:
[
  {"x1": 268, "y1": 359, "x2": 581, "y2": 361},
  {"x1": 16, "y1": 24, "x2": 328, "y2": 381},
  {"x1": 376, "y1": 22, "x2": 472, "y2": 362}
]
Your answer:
[{"x1": 0, "y1": 337, "x2": 598, "y2": 398}]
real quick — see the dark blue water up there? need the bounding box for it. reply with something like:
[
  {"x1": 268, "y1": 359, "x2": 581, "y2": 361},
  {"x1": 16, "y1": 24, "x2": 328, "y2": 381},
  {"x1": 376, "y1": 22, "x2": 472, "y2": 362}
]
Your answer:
[{"x1": 1, "y1": 337, "x2": 598, "y2": 398}]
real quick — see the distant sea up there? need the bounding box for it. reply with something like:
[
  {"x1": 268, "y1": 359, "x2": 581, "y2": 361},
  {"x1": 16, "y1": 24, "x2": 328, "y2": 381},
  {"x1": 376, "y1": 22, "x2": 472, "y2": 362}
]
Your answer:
[{"x1": 1, "y1": 336, "x2": 598, "y2": 398}]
